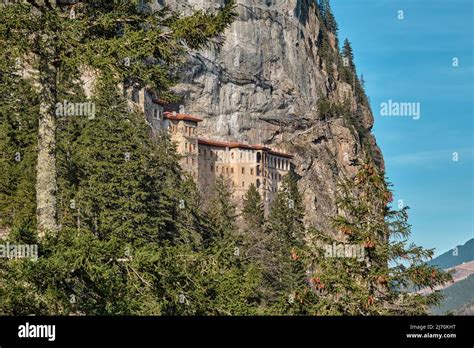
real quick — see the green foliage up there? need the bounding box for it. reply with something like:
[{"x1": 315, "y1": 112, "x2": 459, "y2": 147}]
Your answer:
[
  {"x1": 316, "y1": 97, "x2": 350, "y2": 121},
  {"x1": 207, "y1": 175, "x2": 238, "y2": 245},
  {"x1": 0, "y1": 228, "x2": 262, "y2": 315},
  {"x1": 318, "y1": 0, "x2": 338, "y2": 35},
  {"x1": 339, "y1": 38, "x2": 370, "y2": 107},
  {"x1": 264, "y1": 173, "x2": 317, "y2": 314},
  {"x1": 0, "y1": 48, "x2": 38, "y2": 232},
  {"x1": 242, "y1": 183, "x2": 265, "y2": 231},
  {"x1": 308, "y1": 158, "x2": 452, "y2": 315},
  {"x1": 315, "y1": 0, "x2": 340, "y2": 78}
]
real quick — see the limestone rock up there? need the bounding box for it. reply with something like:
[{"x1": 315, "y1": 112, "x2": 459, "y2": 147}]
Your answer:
[{"x1": 163, "y1": 0, "x2": 384, "y2": 233}]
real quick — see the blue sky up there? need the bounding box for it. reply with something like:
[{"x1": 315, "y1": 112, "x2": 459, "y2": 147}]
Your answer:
[{"x1": 331, "y1": 0, "x2": 473, "y2": 256}]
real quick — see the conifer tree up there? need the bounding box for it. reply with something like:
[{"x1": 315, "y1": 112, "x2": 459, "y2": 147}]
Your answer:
[
  {"x1": 207, "y1": 175, "x2": 238, "y2": 245},
  {"x1": 309, "y1": 158, "x2": 452, "y2": 315},
  {"x1": 316, "y1": 0, "x2": 339, "y2": 77},
  {"x1": 0, "y1": 48, "x2": 38, "y2": 233},
  {"x1": 342, "y1": 38, "x2": 354, "y2": 69},
  {"x1": 242, "y1": 183, "x2": 265, "y2": 232},
  {"x1": 318, "y1": 0, "x2": 338, "y2": 35},
  {"x1": 265, "y1": 173, "x2": 317, "y2": 314}
]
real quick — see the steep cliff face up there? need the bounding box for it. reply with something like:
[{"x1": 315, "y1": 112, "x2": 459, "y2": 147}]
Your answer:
[{"x1": 163, "y1": 0, "x2": 384, "y2": 234}]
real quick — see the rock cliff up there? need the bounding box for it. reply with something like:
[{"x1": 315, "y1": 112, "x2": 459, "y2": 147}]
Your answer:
[{"x1": 162, "y1": 0, "x2": 384, "y2": 234}]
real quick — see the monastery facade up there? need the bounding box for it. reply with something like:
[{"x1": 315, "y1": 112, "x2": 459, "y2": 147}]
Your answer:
[{"x1": 130, "y1": 89, "x2": 294, "y2": 208}]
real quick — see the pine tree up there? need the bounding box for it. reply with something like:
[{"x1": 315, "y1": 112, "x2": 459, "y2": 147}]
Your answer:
[
  {"x1": 265, "y1": 173, "x2": 317, "y2": 314},
  {"x1": 318, "y1": 0, "x2": 338, "y2": 35},
  {"x1": 242, "y1": 183, "x2": 265, "y2": 231},
  {"x1": 0, "y1": 42, "x2": 39, "y2": 235},
  {"x1": 207, "y1": 175, "x2": 238, "y2": 245},
  {"x1": 309, "y1": 158, "x2": 452, "y2": 315},
  {"x1": 267, "y1": 173, "x2": 305, "y2": 241},
  {"x1": 339, "y1": 38, "x2": 370, "y2": 106},
  {"x1": 342, "y1": 38, "x2": 354, "y2": 69},
  {"x1": 316, "y1": 0, "x2": 339, "y2": 78}
]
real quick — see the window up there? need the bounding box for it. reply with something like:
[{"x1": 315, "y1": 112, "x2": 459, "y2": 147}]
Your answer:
[
  {"x1": 204, "y1": 150, "x2": 207, "y2": 157},
  {"x1": 250, "y1": 168, "x2": 254, "y2": 175},
  {"x1": 256, "y1": 179, "x2": 261, "y2": 188},
  {"x1": 241, "y1": 168, "x2": 245, "y2": 174},
  {"x1": 210, "y1": 165, "x2": 213, "y2": 171},
  {"x1": 216, "y1": 166, "x2": 219, "y2": 172},
  {"x1": 231, "y1": 168, "x2": 234, "y2": 174},
  {"x1": 226, "y1": 167, "x2": 229, "y2": 174},
  {"x1": 242, "y1": 181, "x2": 245, "y2": 187}
]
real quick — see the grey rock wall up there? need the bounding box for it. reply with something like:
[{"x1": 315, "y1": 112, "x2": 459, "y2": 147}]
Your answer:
[{"x1": 163, "y1": 0, "x2": 384, "y2": 234}]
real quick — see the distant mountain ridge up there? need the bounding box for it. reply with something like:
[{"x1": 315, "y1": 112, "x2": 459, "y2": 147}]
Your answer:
[
  {"x1": 431, "y1": 274, "x2": 474, "y2": 315},
  {"x1": 427, "y1": 238, "x2": 474, "y2": 315},
  {"x1": 428, "y1": 238, "x2": 474, "y2": 269}
]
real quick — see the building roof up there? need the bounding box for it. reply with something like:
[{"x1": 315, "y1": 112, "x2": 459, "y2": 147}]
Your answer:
[
  {"x1": 198, "y1": 138, "x2": 294, "y2": 159},
  {"x1": 163, "y1": 111, "x2": 203, "y2": 123}
]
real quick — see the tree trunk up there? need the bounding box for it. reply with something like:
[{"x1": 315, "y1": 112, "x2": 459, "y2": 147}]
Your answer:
[{"x1": 36, "y1": 52, "x2": 58, "y2": 237}]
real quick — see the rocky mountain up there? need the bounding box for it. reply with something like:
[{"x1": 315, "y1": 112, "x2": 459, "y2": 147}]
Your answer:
[{"x1": 159, "y1": 0, "x2": 384, "y2": 234}]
